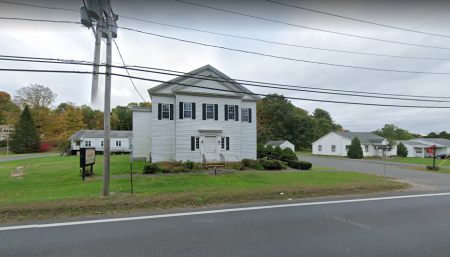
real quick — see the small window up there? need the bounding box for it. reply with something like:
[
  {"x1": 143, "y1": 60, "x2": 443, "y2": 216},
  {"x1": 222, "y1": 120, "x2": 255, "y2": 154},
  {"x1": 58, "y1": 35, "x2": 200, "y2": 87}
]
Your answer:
[
  {"x1": 116, "y1": 141, "x2": 121, "y2": 147},
  {"x1": 346, "y1": 145, "x2": 350, "y2": 151},
  {"x1": 228, "y1": 106, "x2": 235, "y2": 120},
  {"x1": 85, "y1": 141, "x2": 91, "y2": 147},
  {"x1": 242, "y1": 108, "x2": 249, "y2": 122},
  {"x1": 318, "y1": 145, "x2": 322, "y2": 151},
  {"x1": 221, "y1": 137, "x2": 225, "y2": 149},
  {"x1": 101, "y1": 141, "x2": 103, "y2": 147},
  {"x1": 195, "y1": 137, "x2": 200, "y2": 150},
  {"x1": 206, "y1": 105, "x2": 214, "y2": 119},
  {"x1": 416, "y1": 149, "x2": 422, "y2": 153},
  {"x1": 331, "y1": 145, "x2": 336, "y2": 152},
  {"x1": 365, "y1": 145, "x2": 369, "y2": 152},
  {"x1": 184, "y1": 103, "x2": 192, "y2": 118},
  {"x1": 162, "y1": 104, "x2": 170, "y2": 119}
]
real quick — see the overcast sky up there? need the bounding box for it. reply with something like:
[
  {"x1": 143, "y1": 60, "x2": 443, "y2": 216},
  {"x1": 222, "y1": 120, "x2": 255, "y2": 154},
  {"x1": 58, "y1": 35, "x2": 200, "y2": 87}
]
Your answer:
[{"x1": 1, "y1": 0, "x2": 449, "y2": 135}]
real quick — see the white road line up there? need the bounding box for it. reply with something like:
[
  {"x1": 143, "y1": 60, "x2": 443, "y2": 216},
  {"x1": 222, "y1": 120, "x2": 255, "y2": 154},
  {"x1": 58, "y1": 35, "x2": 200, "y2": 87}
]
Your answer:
[{"x1": 1, "y1": 192, "x2": 450, "y2": 231}]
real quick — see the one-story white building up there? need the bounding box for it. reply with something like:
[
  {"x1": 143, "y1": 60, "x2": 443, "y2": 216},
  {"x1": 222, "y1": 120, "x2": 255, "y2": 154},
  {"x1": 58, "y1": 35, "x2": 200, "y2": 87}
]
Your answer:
[
  {"x1": 265, "y1": 140, "x2": 295, "y2": 152},
  {"x1": 132, "y1": 65, "x2": 258, "y2": 163},
  {"x1": 69, "y1": 130, "x2": 132, "y2": 155},
  {"x1": 393, "y1": 138, "x2": 450, "y2": 158},
  {"x1": 312, "y1": 132, "x2": 392, "y2": 157}
]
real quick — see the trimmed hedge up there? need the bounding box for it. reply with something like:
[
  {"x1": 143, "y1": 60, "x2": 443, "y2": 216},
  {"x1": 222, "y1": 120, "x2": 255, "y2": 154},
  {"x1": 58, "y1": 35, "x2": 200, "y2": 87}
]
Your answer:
[
  {"x1": 272, "y1": 145, "x2": 282, "y2": 157},
  {"x1": 280, "y1": 147, "x2": 298, "y2": 161},
  {"x1": 143, "y1": 163, "x2": 162, "y2": 174},
  {"x1": 264, "y1": 145, "x2": 274, "y2": 155}
]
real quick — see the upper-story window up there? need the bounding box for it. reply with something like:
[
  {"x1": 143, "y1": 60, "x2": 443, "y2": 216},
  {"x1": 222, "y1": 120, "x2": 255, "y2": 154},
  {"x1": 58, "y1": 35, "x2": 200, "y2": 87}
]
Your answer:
[
  {"x1": 228, "y1": 106, "x2": 235, "y2": 120},
  {"x1": 206, "y1": 105, "x2": 214, "y2": 119},
  {"x1": 242, "y1": 108, "x2": 249, "y2": 122},
  {"x1": 184, "y1": 103, "x2": 192, "y2": 118},
  {"x1": 162, "y1": 104, "x2": 170, "y2": 119}
]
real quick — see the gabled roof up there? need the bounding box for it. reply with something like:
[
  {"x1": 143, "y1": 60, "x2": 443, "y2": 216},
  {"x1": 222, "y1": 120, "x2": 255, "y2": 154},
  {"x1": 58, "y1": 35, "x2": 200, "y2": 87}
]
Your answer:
[
  {"x1": 69, "y1": 130, "x2": 132, "y2": 140},
  {"x1": 396, "y1": 140, "x2": 431, "y2": 147},
  {"x1": 147, "y1": 64, "x2": 260, "y2": 100},
  {"x1": 265, "y1": 140, "x2": 292, "y2": 147},
  {"x1": 409, "y1": 138, "x2": 450, "y2": 148},
  {"x1": 334, "y1": 132, "x2": 386, "y2": 144}
]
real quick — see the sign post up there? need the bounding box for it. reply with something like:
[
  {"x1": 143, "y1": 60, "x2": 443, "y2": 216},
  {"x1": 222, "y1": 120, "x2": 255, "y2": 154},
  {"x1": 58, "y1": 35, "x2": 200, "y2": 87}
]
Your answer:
[
  {"x1": 428, "y1": 145, "x2": 436, "y2": 169},
  {"x1": 130, "y1": 151, "x2": 133, "y2": 195},
  {"x1": 80, "y1": 148, "x2": 96, "y2": 181},
  {"x1": 378, "y1": 145, "x2": 392, "y2": 178}
]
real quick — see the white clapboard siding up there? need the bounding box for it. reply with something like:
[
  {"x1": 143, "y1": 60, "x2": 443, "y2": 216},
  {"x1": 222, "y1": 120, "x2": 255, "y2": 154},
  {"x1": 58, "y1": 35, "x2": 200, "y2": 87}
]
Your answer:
[
  {"x1": 312, "y1": 132, "x2": 352, "y2": 156},
  {"x1": 151, "y1": 95, "x2": 176, "y2": 162},
  {"x1": 241, "y1": 101, "x2": 257, "y2": 160},
  {"x1": 132, "y1": 110, "x2": 152, "y2": 159}
]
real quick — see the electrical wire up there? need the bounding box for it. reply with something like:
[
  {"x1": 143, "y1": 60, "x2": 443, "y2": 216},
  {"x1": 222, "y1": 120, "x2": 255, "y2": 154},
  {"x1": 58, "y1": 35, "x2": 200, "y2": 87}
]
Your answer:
[
  {"x1": 265, "y1": 0, "x2": 450, "y2": 39},
  {"x1": 393, "y1": 97, "x2": 450, "y2": 125},
  {"x1": 174, "y1": 0, "x2": 450, "y2": 50},
  {"x1": 113, "y1": 40, "x2": 147, "y2": 102},
  {"x1": 1, "y1": 54, "x2": 449, "y2": 101},
  {"x1": 119, "y1": 26, "x2": 450, "y2": 75},
  {"x1": 119, "y1": 15, "x2": 450, "y2": 61},
  {"x1": 0, "y1": 0, "x2": 79, "y2": 12},
  {"x1": 0, "y1": 67, "x2": 449, "y2": 108}
]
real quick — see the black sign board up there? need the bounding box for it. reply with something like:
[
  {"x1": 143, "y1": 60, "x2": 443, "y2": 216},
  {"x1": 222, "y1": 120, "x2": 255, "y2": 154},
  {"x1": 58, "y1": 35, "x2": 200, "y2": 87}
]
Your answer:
[{"x1": 80, "y1": 148, "x2": 96, "y2": 181}]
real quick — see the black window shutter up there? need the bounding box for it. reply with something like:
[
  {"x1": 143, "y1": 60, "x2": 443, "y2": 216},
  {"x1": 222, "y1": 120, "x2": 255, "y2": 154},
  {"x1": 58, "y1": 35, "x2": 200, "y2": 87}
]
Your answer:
[
  {"x1": 158, "y1": 103, "x2": 162, "y2": 120},
  {"x1": 179, "y1": 102, "x2": 183, "y2": 119},
  {"x1": 224, "y1": 104, "x2": 228, "y2": 121},
  {"x1": 202, "y1": 104, "x2": 206, "y2": 120},
  {"x1": 226, "y1": 137, "x2": 230, "y2": 150},
  {"x1": 170, "y1": 104, "x2": 174, "y2": 120},
  {"x1": 192, "y1": 103, "x2": 196, "y2": 119},
  {"x1": 214, "y1": 104, "x2": 218, "y2": 120},
  {"x1": 191, "y1": 136, "x2": 195, "y2": 151},
  {"x1": 249, "y1": 108, "x2": 252, "y2": 123},
  {"x1": 235, "y1": 105, "x2": 239, "y2": 121}
]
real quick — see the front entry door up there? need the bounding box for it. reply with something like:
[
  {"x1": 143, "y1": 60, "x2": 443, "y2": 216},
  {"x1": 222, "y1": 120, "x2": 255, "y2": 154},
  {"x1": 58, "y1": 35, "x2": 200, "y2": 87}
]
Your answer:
[{"x1": 205, "y1": 136, "x2": 217, "y2": 161}]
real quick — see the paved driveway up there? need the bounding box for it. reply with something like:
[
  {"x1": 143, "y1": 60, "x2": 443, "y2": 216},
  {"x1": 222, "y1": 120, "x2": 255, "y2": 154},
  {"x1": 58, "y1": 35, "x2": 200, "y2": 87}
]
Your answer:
[
  {"x1": 298, "y1": 155, "x2": 450, "y2": 190},
  {"x1": 0, "y1": 153, "x2": 59, "y2": 163}
]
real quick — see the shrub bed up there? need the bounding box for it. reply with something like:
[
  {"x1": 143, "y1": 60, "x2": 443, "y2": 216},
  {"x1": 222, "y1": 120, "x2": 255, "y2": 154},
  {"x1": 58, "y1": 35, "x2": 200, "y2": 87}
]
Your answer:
[
  {"x1": 426, "y1": 165, "x2": 440, "y2": 171},
  {"x1": 143, "y1": 160, "x2": 203, "y2": 174}
]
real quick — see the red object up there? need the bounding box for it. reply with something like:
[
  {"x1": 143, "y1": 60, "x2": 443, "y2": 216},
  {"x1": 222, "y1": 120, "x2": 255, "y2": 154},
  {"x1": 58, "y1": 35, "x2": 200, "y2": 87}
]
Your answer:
[{"x1": 427, "y1": 145, "x2": 436, "y2": 155}]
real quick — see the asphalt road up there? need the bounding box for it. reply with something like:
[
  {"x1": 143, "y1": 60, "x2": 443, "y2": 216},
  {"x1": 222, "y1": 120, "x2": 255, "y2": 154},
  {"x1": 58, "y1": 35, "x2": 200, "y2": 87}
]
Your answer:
[
  {"x1": 298, "y1": 155, "x2": 450, "y2": 190},
  {"x1": 0, "y1": 153, "x2": 59, "y2": 162},
  {"x1": 2, "y1": 192, "x2": 450, "y2": 257}
]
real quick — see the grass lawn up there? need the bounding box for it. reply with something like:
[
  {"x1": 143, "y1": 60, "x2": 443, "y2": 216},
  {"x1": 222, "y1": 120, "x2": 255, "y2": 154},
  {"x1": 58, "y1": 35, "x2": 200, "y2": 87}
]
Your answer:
[
  {"x1": 399, "y1": 165, "x2": 450, "y2": 175},
  {"x1": 310, "y1": 166, "x2": 339, "y2": 171},
  {"x1": 388, "y1": 157, "x2": 450, "y2": 166},
  {"x1": 0, "y1": 154, "x2": 408, "y2": 223}
]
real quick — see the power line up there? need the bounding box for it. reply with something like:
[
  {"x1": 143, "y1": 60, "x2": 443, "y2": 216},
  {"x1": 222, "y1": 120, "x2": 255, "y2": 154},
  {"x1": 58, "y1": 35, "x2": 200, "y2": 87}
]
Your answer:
[
  {"x1": 120, "y1": 26, "x2": 450, "y2": 75},
  {"x1": 0, "y1": 17, "x2": 81, "y2": 24},
  {"x1": 119, "y1": 15, "x2": 450, "y2": 61},
  {"x1": 3, "y1": 16, "x2": 450, "y2": 74},
  {"x1": 0, "y1": 0, "x2": 79, "y2": 12},
  {"x1": 1, "y1": 0, "x2": 447, "y2": 61},
  {"x1": 393, "y1": 97, "x2": 450, "y2": 125},
  {"x1": 1, "y1": 67, "x2": 450, "y2": 108},
  {"x1": 113, "y1": 40, "x2": 147, "y2": 102},
  {"x1": 174, "y1": 0, "x2": 450, "y2": 50},
  {"x1": 1, "y1": 55, "x2": 449, "y2": 101},
  {"x1": 265, "y1": 0, "x2": 450, "y2": 39}
]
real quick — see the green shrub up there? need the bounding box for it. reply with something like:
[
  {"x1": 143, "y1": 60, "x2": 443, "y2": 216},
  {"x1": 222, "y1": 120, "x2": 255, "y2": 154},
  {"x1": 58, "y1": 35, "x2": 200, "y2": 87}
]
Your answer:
[
  {"x1": 347, "y1": 137, "x2": 364, "y2": 159},
  {"x1": 226, "y1": 162, "x2": 244, "y2": 170},
  {"x1": 299, "y1": 161, "x2": 312, "y2": 170},
  {"x1": 257, "y1": 143, "x2": 265, "y2": 153},
  {"x1": 280, "y1": 147, "x2": 298, "y2": 161},
  {"x1": 257, "y1": 159, "x2": 284, "y2": 170},
  {"x1": 397, "y1": 142, "x2": 408, "y2": 158},
  {"x1": 143, "y1": 163, "x2": 162, "y2": 174},
  {"x1": 426, "y1": 165, "x2": 440, "y2": 171},
  {"x1": 272, "y1": 146, "x2": 282, "y2": 157},
  {"x1": 264, "y1": 145, "x2": 273, "y2": 155},
  {"x1": 183, "y1": 160, "x2": 195, "y2": 169}
]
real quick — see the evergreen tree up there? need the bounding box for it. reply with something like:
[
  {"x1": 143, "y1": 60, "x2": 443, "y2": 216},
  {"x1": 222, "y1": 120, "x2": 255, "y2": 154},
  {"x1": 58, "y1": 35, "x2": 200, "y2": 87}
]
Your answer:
[
  {"x1": 347, "y1": 137, "x2": 363, "y2": 159},
  {"x1": 272, "y1": 145, "x2": 282, "y2": 157},
  {"x1": 397, "y1": 142, "x2": 408, "y2": 157},
  {"x1": 280, "y1": 147, "x2": 298, "y2": 161},
  {"x1": 257, "y1": 142, "x2": 265, "y2": 153},
  {"x1": 10, "y1": 106, "x2": 41, "y2": 153},
  {"x1": 264, "y1": 145, "x2": 273, "y2": 155}
]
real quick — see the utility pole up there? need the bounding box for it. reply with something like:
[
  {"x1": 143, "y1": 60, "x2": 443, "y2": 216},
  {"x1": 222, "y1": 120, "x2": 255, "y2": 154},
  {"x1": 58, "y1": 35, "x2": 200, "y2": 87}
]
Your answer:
[
  {"x1": 103, "y1": 0, "x2": 112, "y2": 196},
  {"x1": 91, "y1": 17, "x2": 103, "y2": 104}
]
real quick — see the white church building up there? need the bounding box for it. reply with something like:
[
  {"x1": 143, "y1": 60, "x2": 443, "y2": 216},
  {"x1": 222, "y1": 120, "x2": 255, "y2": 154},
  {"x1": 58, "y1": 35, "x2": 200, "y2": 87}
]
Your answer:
[{"x1": 132, "y1": 65, "x2": 258, "y2": 163}]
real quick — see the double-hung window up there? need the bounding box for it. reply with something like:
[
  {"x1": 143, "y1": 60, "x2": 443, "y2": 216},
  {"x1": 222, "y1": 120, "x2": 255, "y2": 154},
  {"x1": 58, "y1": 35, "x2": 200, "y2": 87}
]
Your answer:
[
  {"x1": 221, "y1": 137, "x2": 225, "y2": 149},
  {"x1": 228, "y1": 106, "x2": 235, "y2": 120},
  {"x1": 116, "y1": 141, "x2": 121, "y2": 147},
  {"x1": 101, "y1": 141, "x2": 103, "y2": 147},
  {"x1": 184, "y1": 103, "x2": 192, "y2": 118},
  {"x1": 195, "y1": 137, "x2": 200, "y2": 150},
  {"x1": 365, "y1": 145, "x2": 369, "y2": 152},
  {"x1": 162, "y1": 104, "x2": 170, "y2": 119},
  {"x1": 85, "y1": 141, "x2": 91, "y2": 147},
  {"x1": 242, "y1": 108, "x2": 249, "y2": 122},
  {"x1": 331, "y1": 145, "x2": 336, "y2": 152},
  {"x1": 318, "y1": 145, "x2": 322, "y2": 151},
  {"x1": 206, "y1": 105, "x2": 214, "y2": 119}
]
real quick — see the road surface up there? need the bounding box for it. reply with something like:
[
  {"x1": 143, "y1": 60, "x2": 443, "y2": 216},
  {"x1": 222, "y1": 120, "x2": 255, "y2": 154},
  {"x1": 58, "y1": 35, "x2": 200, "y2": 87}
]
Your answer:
[
  {"x1": 1, "y1": 192, "x2": 450, "y2": 256},
  {"x1": 0, "y1": 153, "x2": 59, "y2": 163}
]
